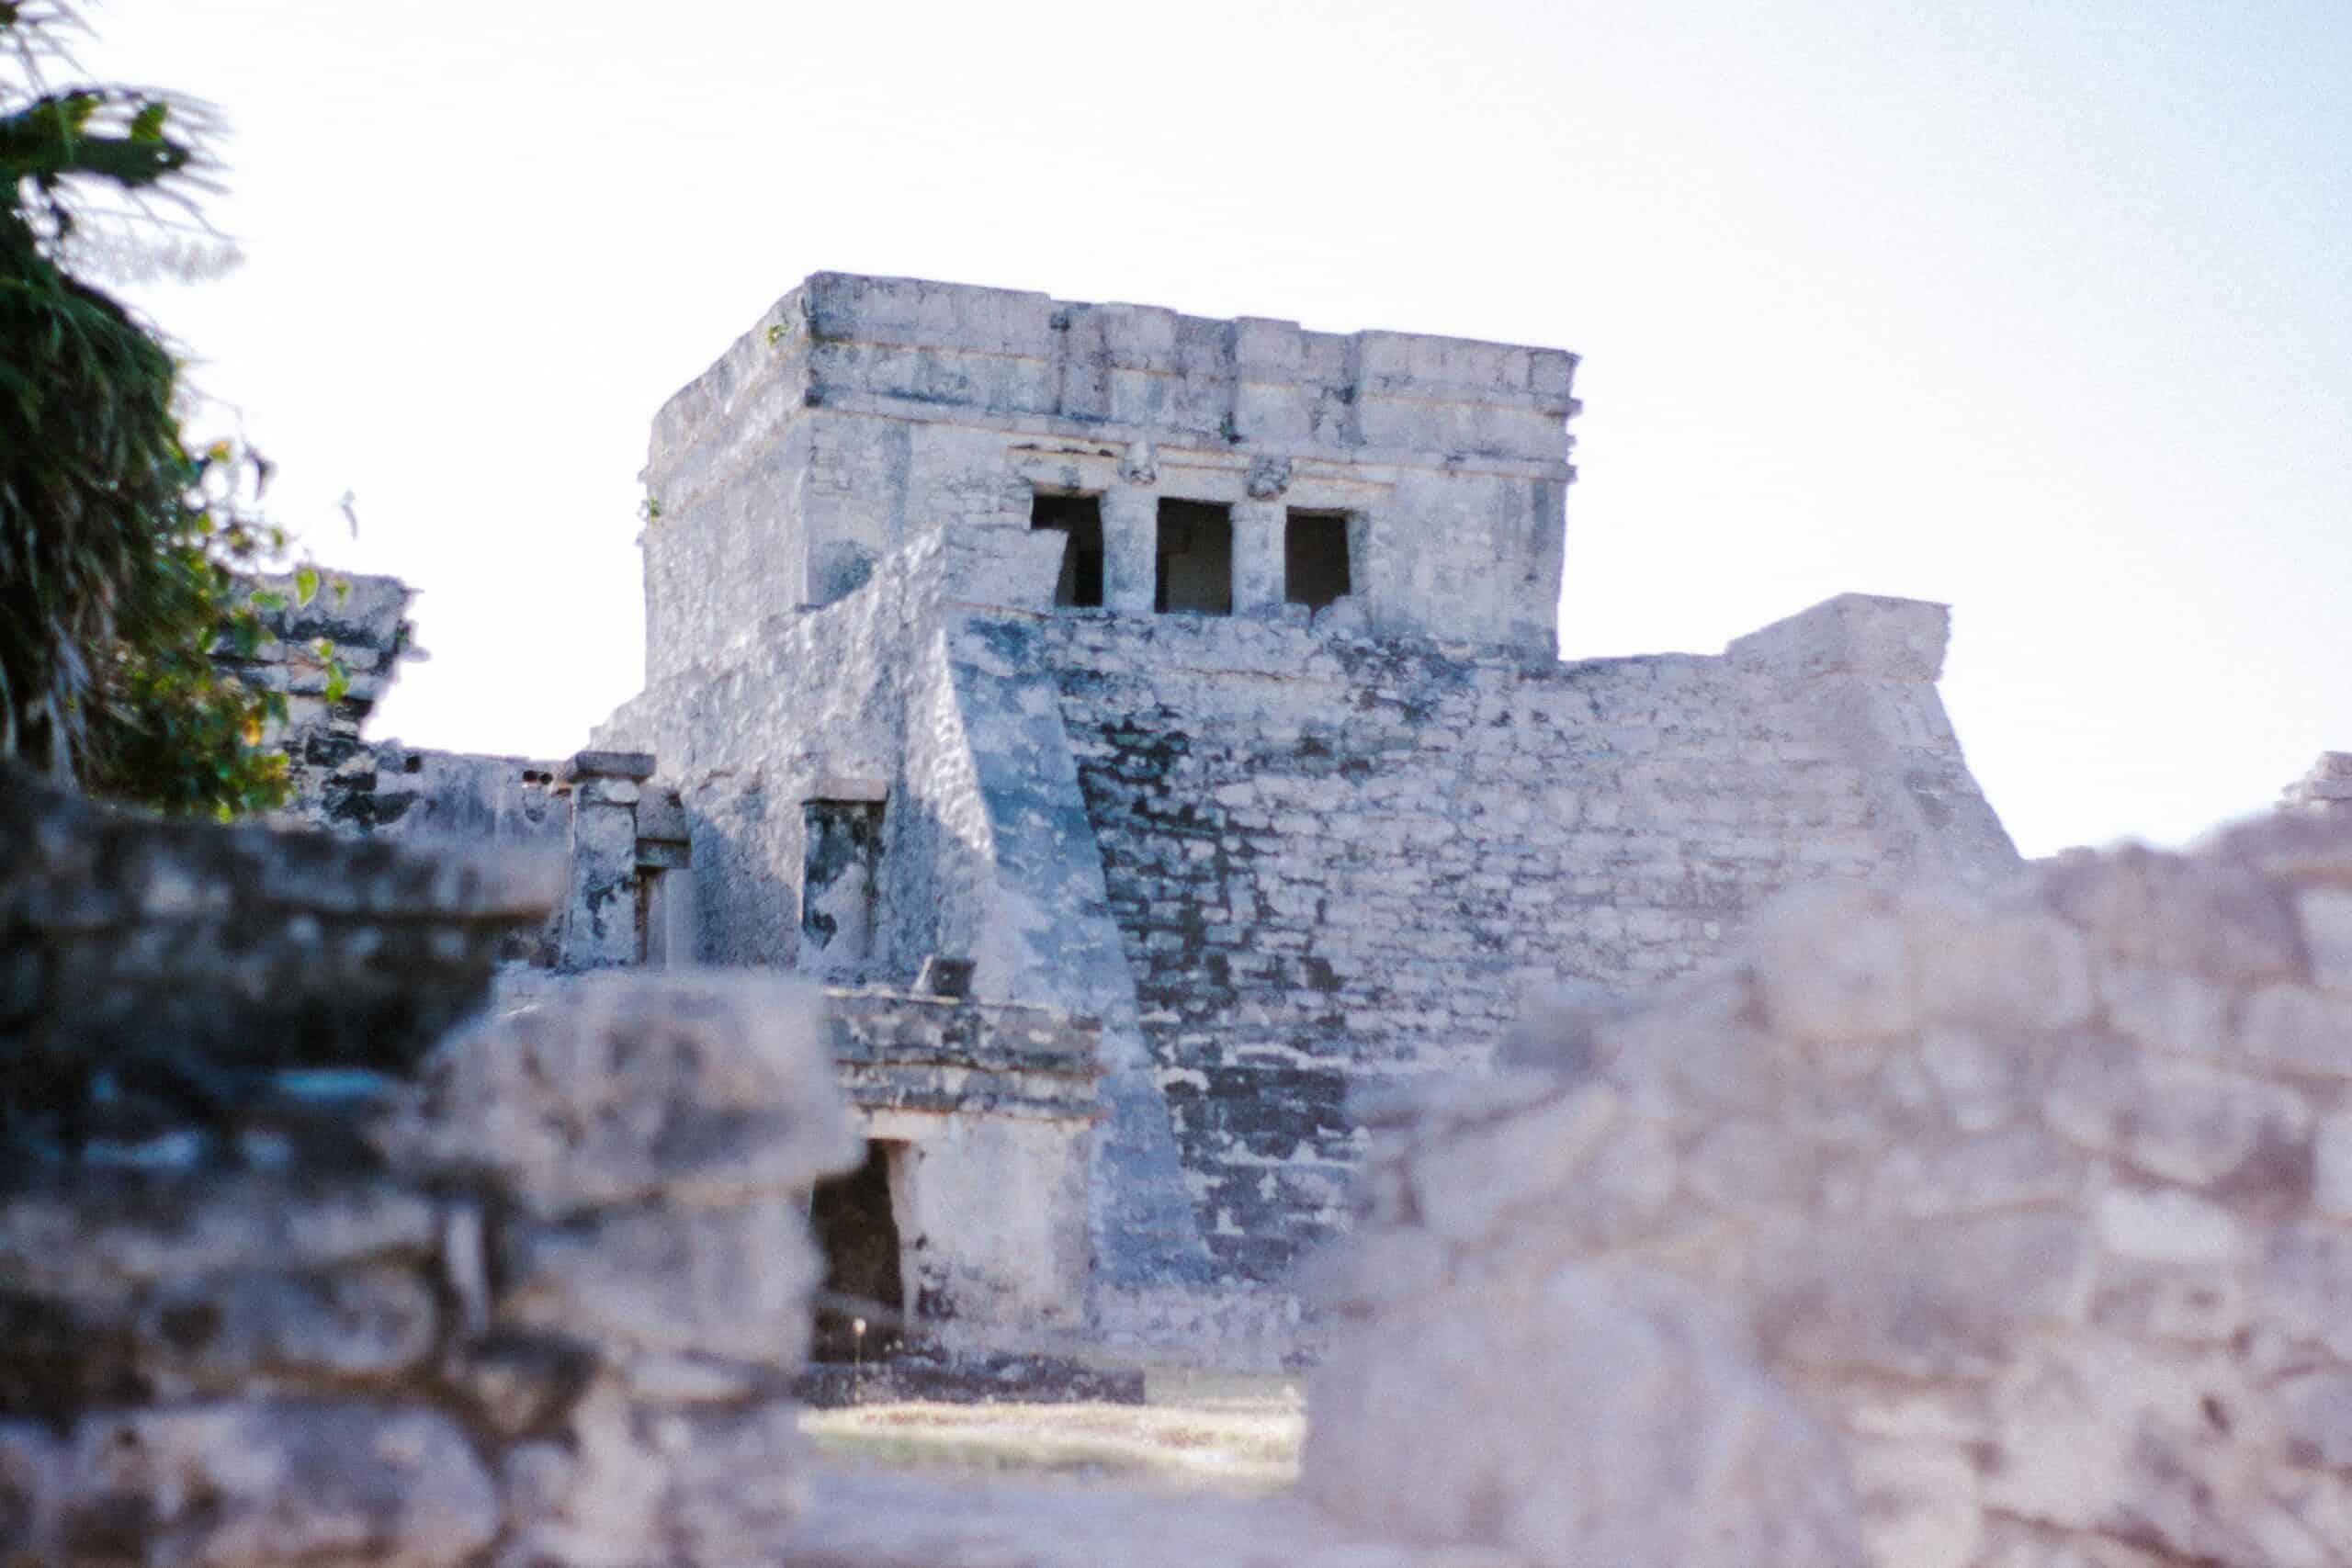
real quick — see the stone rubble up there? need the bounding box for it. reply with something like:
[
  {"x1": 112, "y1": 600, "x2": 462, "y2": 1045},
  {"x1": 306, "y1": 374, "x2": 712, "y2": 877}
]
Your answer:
[
  {"x1": 1299, "y1": 807, "x2": 2352, "y2": 1568},
  {"x1": 0, "y1": 972, "x2": 860, "y2": 1568},
  {"x1": 0, "y1": 760, "x2": 562, "y2": 1166}
]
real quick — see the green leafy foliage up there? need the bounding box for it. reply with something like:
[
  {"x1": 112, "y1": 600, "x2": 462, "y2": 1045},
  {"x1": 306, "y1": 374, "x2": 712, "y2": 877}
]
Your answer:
[{"x1": 1, "y1": 3, "x2": 289, "y2": 816}]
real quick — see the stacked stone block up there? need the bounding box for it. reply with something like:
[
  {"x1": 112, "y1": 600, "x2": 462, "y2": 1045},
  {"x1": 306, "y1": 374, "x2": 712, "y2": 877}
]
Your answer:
[
  {"x1": 0, "y1": 973, "x2": 858, "y2": 1568},
  {"x1": 215, "y1": 570, "x2": 416, "y2": 824},
  {"x1": 0, "y1": 761, "x2": 562, "y2": 1164},
  {"x1": 1037, "y1": 592, "x2": 2013, "y2": 1282},
  {"x1": 1300, "y1": 807, "x2": 2352, "y2": 1567},
  {"x1": 828, "y1": 987, "x2": 1100, "y2": 1120}
]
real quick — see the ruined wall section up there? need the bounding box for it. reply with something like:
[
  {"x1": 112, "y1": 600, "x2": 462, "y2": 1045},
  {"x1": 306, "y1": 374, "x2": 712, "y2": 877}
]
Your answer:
[
  {"x1": 1037, "y1": 595, "x2": 2016, "y2": 1282},
  {"x1": 829, "y1": 988, "x2": 1100, "y2": 1346},
  {"x1": 638, "y1": 272, "x2": 1580, "y2": 678},
  {"x1": 0, "y1": 974, "x2": 856, "y2": 1568},
  {"x1": 599, "y1": 533, "x2": 966, "y2": 976},
  {"x1": 1303, "y1": 810, "x2": 2352, "y2": 1568},
  {"x1": 596, "y1": 536, "x2": 1215, "y2": 1294}
]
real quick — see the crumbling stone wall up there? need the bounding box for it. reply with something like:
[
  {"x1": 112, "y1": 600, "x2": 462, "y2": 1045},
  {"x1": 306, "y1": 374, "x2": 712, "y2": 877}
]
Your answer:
[
  {"x1": 0, "y1": 973, "x2": 856, "y2": 1568},
  {"x1": 827, "y1": 987, "x2": 1102, "y2": 1348},
  {"x1": 599, "y1": 534, "x2": 1216, "y2": 1303},
  {"x1": 1299, "y1": 807, "x2": 2352, "y2": 1567},
  {"x1": 1038, "y1": 591, "x2": 2014, "y2": 1280},
  {"x1": 216, "y1": 570, "x2": 414, "y2": 820},
  {"x1": 221, "y1": 571, "x2": 566, "y2": 849},
  {"x1": 220, "y1": 578, "x2": 690, "y2": 971},
  {"x1": 223, "y1": 571, "x2": 674, "y2": 976},
  {"x1": 600, "y1": 527, "x2": 2021, "y2": 1324},
  {"x1": 0, "y1": 761, "x2": 561, "y2": 1161},
  {"x1": 2288, "y1": 751, "x2": 2352, "y2": 817}
]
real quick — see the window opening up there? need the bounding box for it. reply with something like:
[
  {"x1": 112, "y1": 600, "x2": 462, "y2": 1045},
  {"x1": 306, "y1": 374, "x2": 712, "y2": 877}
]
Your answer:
[
  {"x1": 1155, "y1": 500, "x2": 1233, "y2": 615},
  {"x1": 1030, "y1": 492, "x2": 1104, "y2": 609},
  {"x1": 1284, "y1": 510, "x2": 1353, "y2": 610},
  {"x1": 808, "y1": 1139, "x2": 906, "y2": 1360}
]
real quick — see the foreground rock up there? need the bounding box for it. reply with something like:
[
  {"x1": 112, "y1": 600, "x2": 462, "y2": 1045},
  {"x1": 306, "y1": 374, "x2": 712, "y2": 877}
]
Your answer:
[
  {"x1": 1302, "y1": 809, "x2": 2352, "y2": 1567},
  {"x1": 0, "y1": 760, "x2": 561, "y2": 1168},
  {"x1": 0, "y1": 972, "x2": 857, "y2": 1568}
]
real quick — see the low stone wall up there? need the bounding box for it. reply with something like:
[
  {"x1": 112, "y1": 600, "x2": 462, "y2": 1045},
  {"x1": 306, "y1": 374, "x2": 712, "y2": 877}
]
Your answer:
[
  {"x1": 0, "y1": 761, "x2": 560, "y2": 1166},
  {"x1": 1298, "y1": 808, "x2": 2352, "y2": 1567},
  {"x1": 0, "y1": 974, "x2": 858, "y2": 1567}
]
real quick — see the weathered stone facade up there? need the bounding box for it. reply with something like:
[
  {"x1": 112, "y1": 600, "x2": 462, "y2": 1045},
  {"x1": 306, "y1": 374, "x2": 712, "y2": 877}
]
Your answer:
[
  {"x1": 1038, "y1": 591, "x2": 2007, "y2": 1276},
  {"x1": 639, "y1": 272, "x2": 1580, "y2": 674},
  {"x1": 248, "y1": 273, "x2": 2023, "y2": 1346},
  {"x1": 595, "y1": 263, "x2": 2018, "y2": 1314}
]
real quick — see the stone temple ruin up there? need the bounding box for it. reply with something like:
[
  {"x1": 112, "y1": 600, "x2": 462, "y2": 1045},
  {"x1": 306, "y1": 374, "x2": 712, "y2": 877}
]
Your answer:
[
  {"x1": 11, "y1": 727, "x2": 2352, "y2": 1565},
  {"x1": 242, "y1": 272, "x2": 2026, "y2": 1357},
  {"x1": 12, "y1": 270, "x2": 2352, "y2": 1565}
]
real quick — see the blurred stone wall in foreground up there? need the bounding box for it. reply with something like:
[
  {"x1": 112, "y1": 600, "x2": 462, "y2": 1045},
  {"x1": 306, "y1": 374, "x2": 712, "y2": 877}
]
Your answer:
[
  {"x1": 0, "y1": 973, "x2": 856, "y2": 1567},
  {"x1": 1303, "y1": 807, "x2": 2352, "y2": 1567}
]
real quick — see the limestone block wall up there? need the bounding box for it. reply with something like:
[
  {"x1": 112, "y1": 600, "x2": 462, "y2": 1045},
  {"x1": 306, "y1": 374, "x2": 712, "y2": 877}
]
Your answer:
[
  {"x1": 1035, "y1": 593, "x2": 2016, "y2": 1281},
  {"x1": 826, "y1": 987, "x2": 1101, "y2": 1347},
  {"x1": 0, "y1": 974, "x2": 857, "y2": 1568},
  {"x1": 0, "y1": 761, "x2": 562, "y2": 1166},
  {"x1": 1301, "y1": 808, "x2": 2352, "y2": 1568},
  {"x1": 638, "y1": 272, "x2": 1581, "y2": 678},
  {"x1": 597, "y1": 536, "x2": 1216, "y2": 1297},
  {"x1": 220, "y1": 567, "x2": 693, "y2": 973},
  {"x1": 599, "y1": 529, "x2": 2019, "y2": 1313}
]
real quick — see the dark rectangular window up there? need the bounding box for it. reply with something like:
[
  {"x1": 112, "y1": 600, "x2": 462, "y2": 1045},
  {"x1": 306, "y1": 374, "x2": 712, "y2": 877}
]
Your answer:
[
  {"x1": 1156, "y1": 500, "x2": 1233, "y2": 615},
  {"x1": 1031, "y1": 492, "x2": 1104, "y2": 609},
  {"x1": 1285, "y1": 510, "x2": 1352, "y2": 610}
]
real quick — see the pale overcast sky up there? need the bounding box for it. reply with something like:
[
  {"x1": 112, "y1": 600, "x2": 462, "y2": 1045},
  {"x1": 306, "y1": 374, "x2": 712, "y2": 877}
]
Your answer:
[{"x1": 78, "y1": 0, "x2": 2352, "y2": 857}]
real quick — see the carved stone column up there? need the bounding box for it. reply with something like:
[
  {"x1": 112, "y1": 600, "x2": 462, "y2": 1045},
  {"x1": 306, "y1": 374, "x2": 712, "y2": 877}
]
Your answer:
[
  {"x1": 562, "y1": 749, "x2": 654, "y2": 968},
  {"x1": 1102, "y1": 457, "x2": 1159, "y2": 615},
  {"x1": 1231, "y1": 498, "x2": 1286, "y2": 614}
]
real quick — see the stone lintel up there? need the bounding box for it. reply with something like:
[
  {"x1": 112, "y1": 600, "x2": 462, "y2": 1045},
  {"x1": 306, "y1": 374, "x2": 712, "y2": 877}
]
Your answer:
[
  {"x1": 560, "y1": 749, "x2": 658, "y2": 783},
  {"x1": 806, "y1": 773, "x2": 889, "y2": 804}
]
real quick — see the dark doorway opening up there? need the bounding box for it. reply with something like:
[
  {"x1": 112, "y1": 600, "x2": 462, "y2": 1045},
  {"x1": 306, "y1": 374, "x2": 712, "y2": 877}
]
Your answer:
[
  {"x1": 1030, "y1": 492, "x2": 1104, "y2": 609},
  {"x1": 808, "y1": 1139, "x2": 906, "y2": 1361},
  {"x1": 1285, "y1": 511, "x2": 1352, "y2": 611},
  {"x1": 1155, "y1": 500, "x2": 1233, "y2": 615}
]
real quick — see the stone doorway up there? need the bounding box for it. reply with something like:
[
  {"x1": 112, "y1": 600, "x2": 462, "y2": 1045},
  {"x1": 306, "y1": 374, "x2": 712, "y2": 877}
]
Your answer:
[{"x1": 808, "y1": 1138, "x2": 909, "y2": 1361}]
